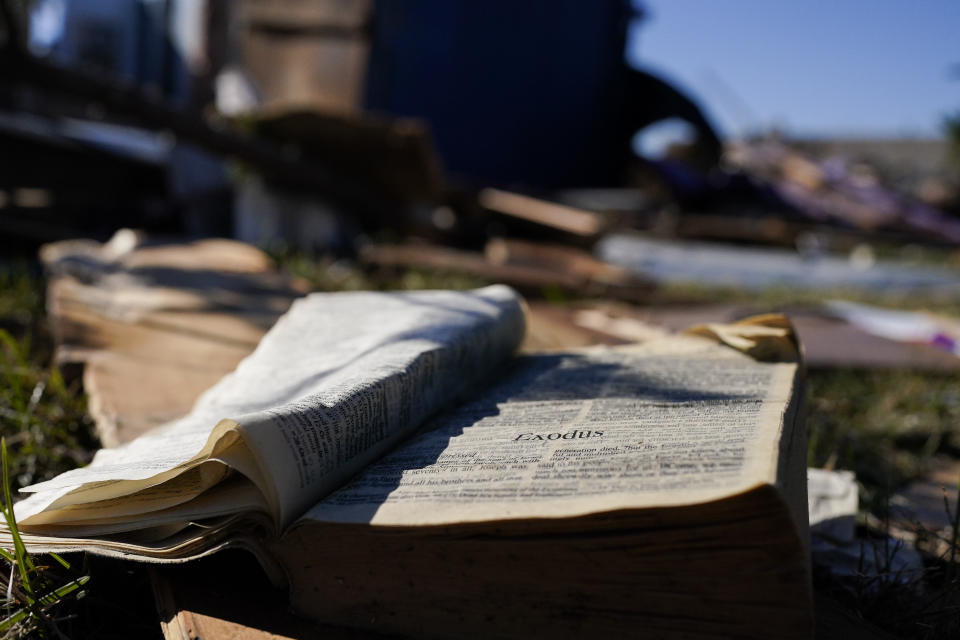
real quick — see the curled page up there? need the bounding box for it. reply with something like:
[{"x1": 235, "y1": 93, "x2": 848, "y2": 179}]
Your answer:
[
  {"x1": 683, "y1": 314, "x2": 799, "y2": 363},
  {"x1": 16, "y1": 285, "x2": 526, "y2": 532}
]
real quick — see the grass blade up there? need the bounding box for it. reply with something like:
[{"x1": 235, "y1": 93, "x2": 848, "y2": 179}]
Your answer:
[
  {"x1": 47, "y1": 553, "x2": 70, "y2": 571},
  {"x1": 1, "y1": 438, "x2": 35, "y2": 598},
  {"x1": 36, "y1": 574, "x2": 89, "y2": 608},
  {"x1": 0, "y1": 605, "x2": 29, "y2": 633}
]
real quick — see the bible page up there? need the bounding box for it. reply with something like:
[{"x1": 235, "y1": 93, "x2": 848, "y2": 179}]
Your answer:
[
  {"x1": 15, "y1": 286, "x2": 525, "y2": 536},
  {"x1": 301, "y1": 334, "x2": 799, "y2": 527}
]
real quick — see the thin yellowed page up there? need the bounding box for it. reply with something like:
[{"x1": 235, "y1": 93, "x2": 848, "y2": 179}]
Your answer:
[
  {"x1": 17, "y1": 462, "x2": 233, "y2": 525},
  {"x1": 19, "y1": 477, "x2": 266, "y2": 536},
  {"x1": 14, "y1": 418, "x2": 245, "y2": 519},
  {"x1": 1, "y1": 511, "x2": 279, "y2": 573},
  {"x1": 15, "y1": 286, "x2": 525, "y2": 536},
  {"x1": 683, "y1": 313, "x2": 800, "y2": 362},
  {"x1": 232, "y1": 286, "x2": 527, "y2": 526},
  {"x1": 301, "y1": 333, "x2": 799, "y2": 527}
]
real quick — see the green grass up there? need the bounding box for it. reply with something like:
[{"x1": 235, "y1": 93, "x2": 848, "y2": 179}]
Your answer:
[
  {"x1": 0, "y1": 439, "x2": 89, "y2": 639},
  {"x1": 0, "y1": 266, "x2": 98, "y2": 638},
  {"x1": 0, "y1": 266, "x2": 96, "y2": 494},
  {"x1": 807, "y1": 368, "x2": 960, "y2": 512}
]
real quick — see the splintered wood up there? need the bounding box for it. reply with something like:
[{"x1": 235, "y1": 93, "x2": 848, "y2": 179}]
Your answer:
[{"x1": 41, "y1": 231, "x2": 308, "y2": 446}]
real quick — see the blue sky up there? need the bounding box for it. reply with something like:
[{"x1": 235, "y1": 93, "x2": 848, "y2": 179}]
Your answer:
[{"x1": 627, "y1": 1, "x2": 960, "y2": 139}]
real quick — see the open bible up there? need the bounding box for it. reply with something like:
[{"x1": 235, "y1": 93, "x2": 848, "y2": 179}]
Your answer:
[{"x1": 7, "y1": 285, "x2": 811, "y2": 638}]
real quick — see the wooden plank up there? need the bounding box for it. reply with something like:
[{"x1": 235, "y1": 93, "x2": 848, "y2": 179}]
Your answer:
[
  {"x1": 81, "y1": 353, "x2": 235, "y2": 447},
  {"x1": 485, "y1": 238, "x2": 649, "y2": 292},
  {"x1": 362, "y1": 243, "x2": 592, "y2": 290},
  {"x1": 42, "y1": 233, "x2": 306, "y2": 446},
  {"x1": 151, "y1": 551, "x2": 389, "y2": 640},
  {"x1": 362, "y1": 241, "x2": 652, "y2": 303},
  {"x1": 240, "y1": 0, "x2": 372, "y2": 31},
  {"x1": 239, "y1": 0, "x2": 373, "y2": 114},
  {"x1": 478, "y1": 188, "x2": 610, "y2": 238}
]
